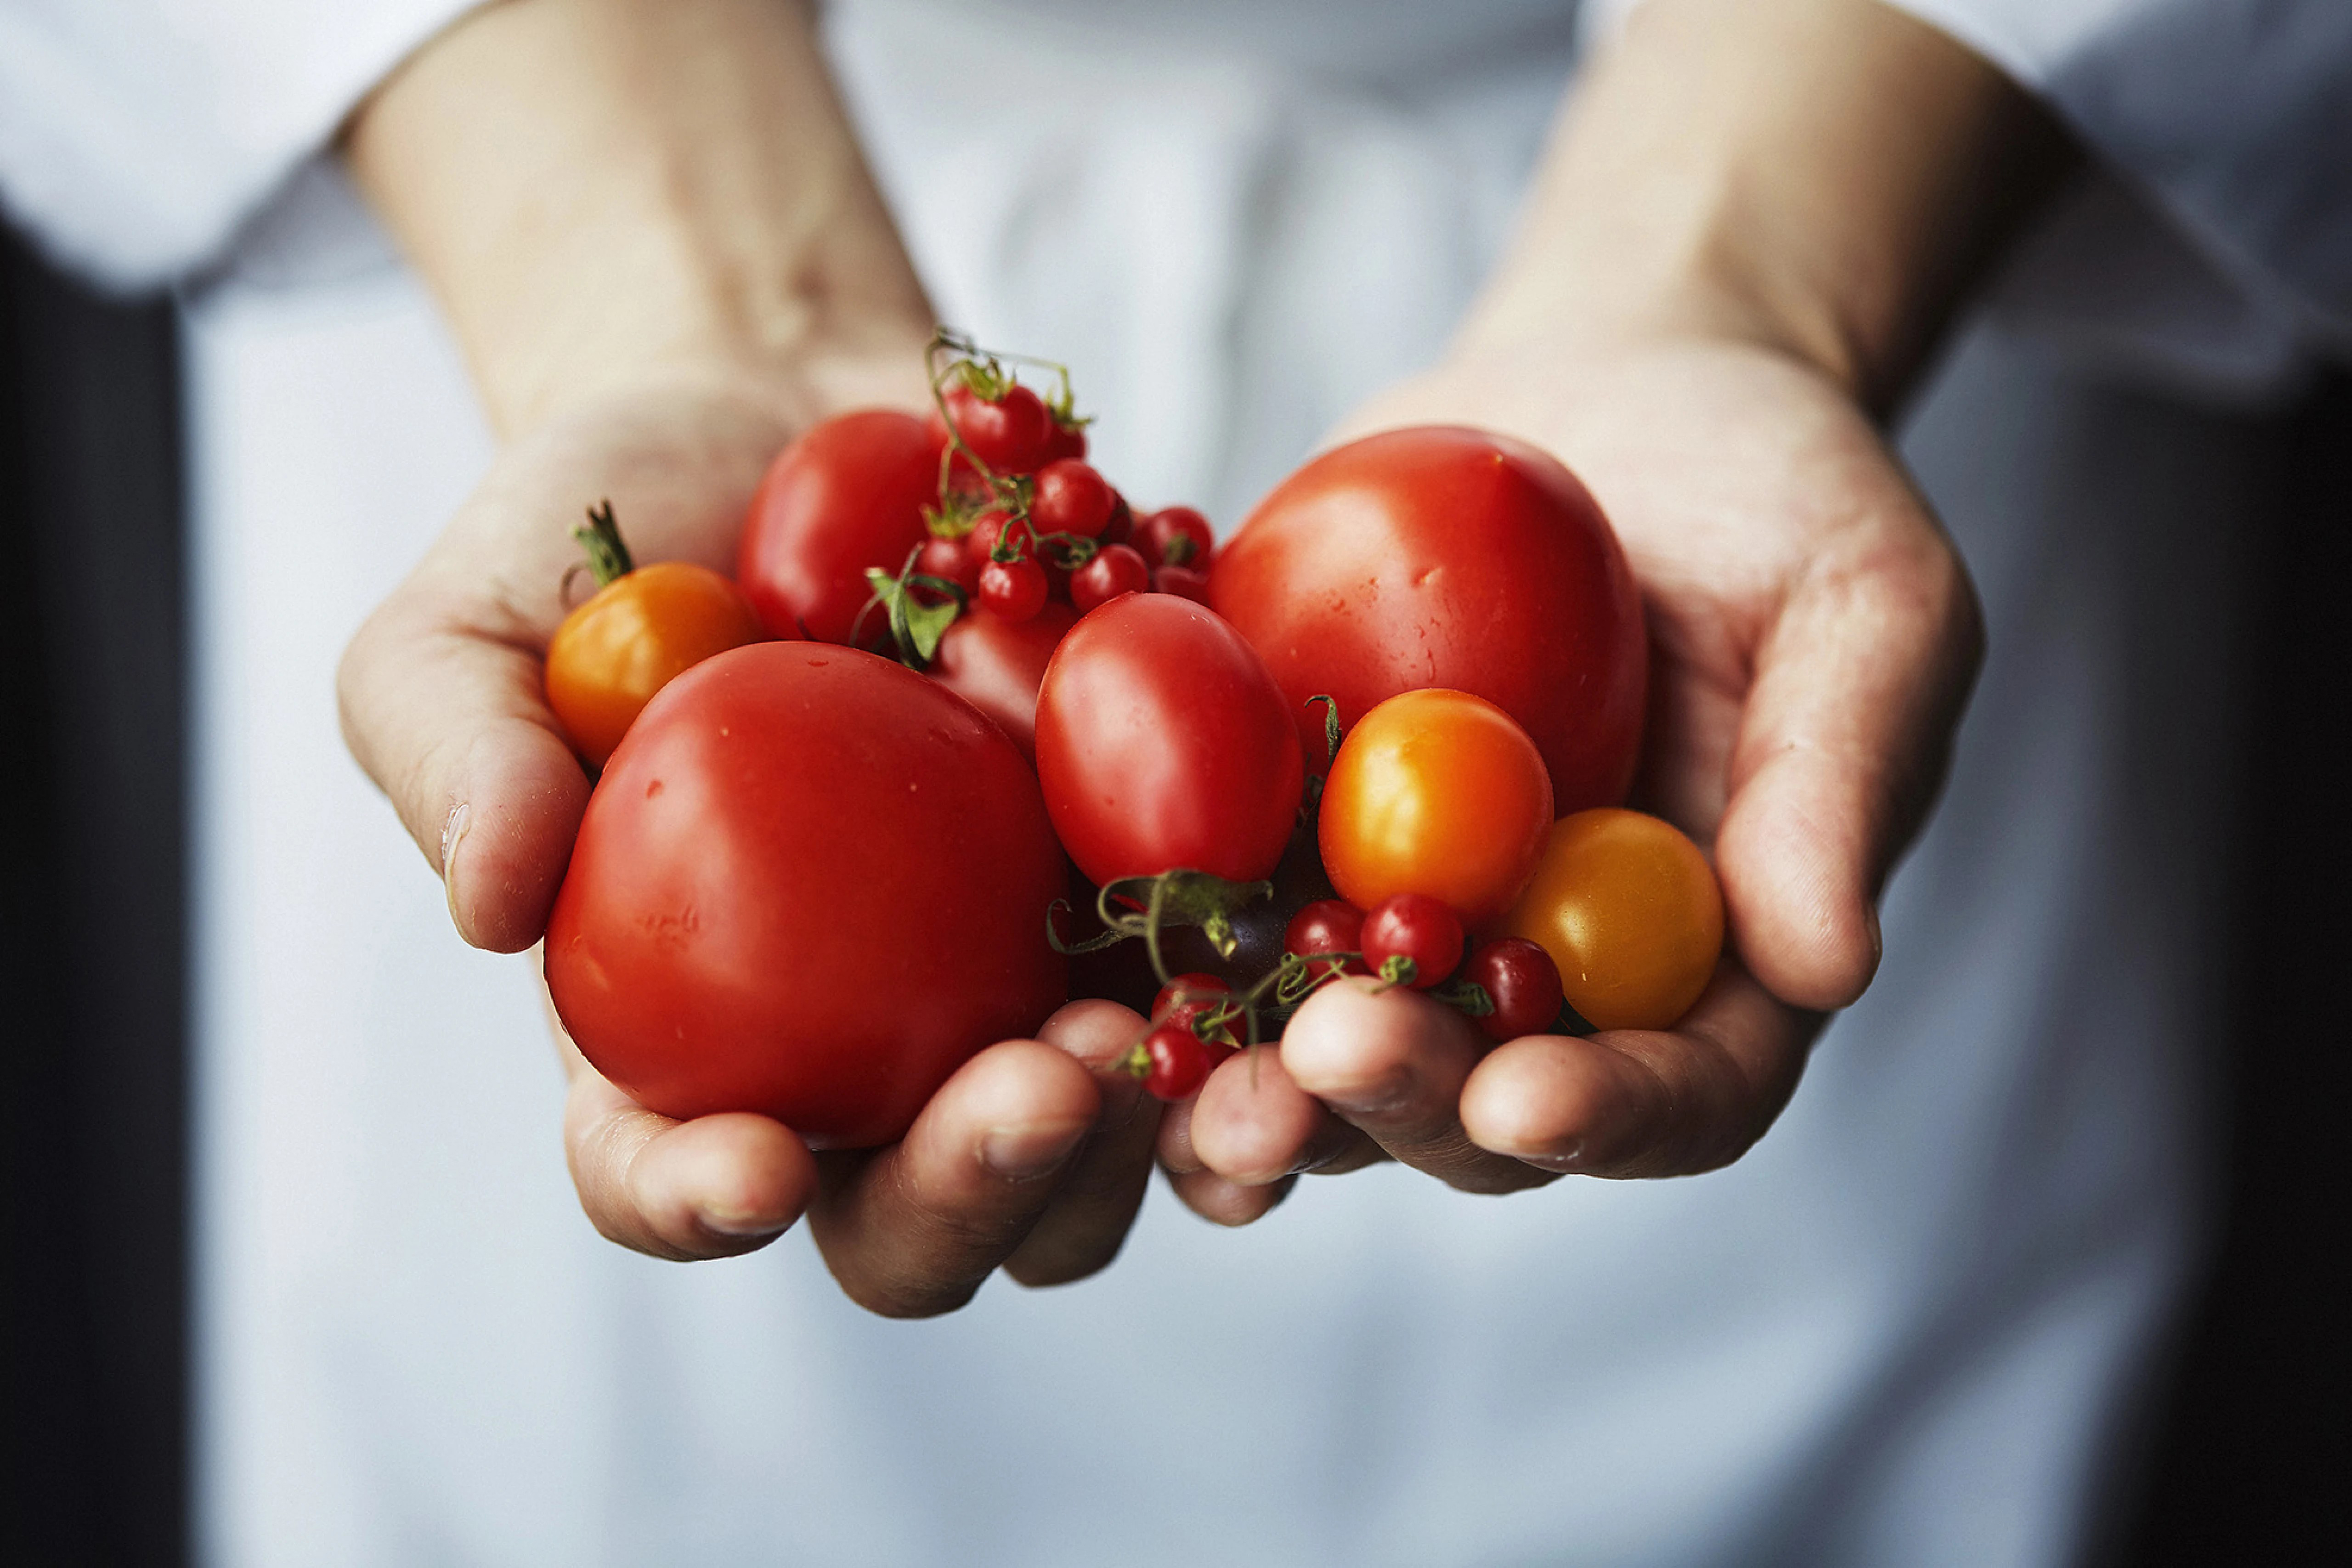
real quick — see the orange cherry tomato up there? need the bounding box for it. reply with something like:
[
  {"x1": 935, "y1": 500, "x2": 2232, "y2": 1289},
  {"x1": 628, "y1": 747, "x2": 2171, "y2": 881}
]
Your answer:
[
  {"x1": 1318, "y1": 688, "x2": 1553, "y2": 927},
  {"x1": 1497, "y1": 808, "x2": 1723, "y2": 1032},
  {"x1": 545, "y1": 506, "x2": 769, "y2": 767}
]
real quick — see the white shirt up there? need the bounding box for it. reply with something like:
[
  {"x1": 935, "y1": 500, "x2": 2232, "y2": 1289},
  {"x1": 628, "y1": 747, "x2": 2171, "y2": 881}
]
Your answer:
[{"x1": 1, "y1": 3, "x2": 2340, "y2": 1564}]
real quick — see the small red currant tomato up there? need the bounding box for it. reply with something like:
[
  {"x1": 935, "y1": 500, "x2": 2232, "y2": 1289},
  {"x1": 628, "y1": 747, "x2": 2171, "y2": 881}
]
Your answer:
[
  {"x1": 965, "y1": 509, "x2": 1018, "y2": 575},
  {"x1": 915, "y1": 535, "x2": 977, "y2": 595},
  {"x1": 1462, "y1": 937, "x2": 1565, "y2": 1042},
  {"x1": 1152, "y1": 972, "x2": 1238, "y2": 1054},
  {"x1": 1138, "y1": 506, "x2": 1214, "y2": 569},
  {"x1": 1360, "y1": 893, "x2": 1463, "y2": 990},
  {"x1": 943, "y1": 381, "x2": 1055, "y2": 474},
  {"x1": 1283, "y1": 899, "x2": 1365, "y2": 982},
  {"x1": 1141, "y1": 1024, "x2": 1214, "y2": 1101},
  {"x1": 1153, "y1": 564, "x2": 1211, "y2": 603},
  {"x1": 978, "y1": 556, "x2": 1049, "y2": 622},
  {"x1": 1033, "y1": 459, "x2": 1114, "y2": 538},
  {"x1": 1071, "y1": 542, "x2": 1151, "y2": 613},
  {"x1": 1042, "y1": 418, "x2": 1087, "y2": 464},
  {"x1": 1100, "y1": 491, "x2": 1135, "y2": 547}
]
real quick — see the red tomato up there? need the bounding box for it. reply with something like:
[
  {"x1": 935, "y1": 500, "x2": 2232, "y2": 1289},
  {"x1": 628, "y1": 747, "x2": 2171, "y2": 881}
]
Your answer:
[
  {"x1": 544, "y1": 643, "x2": 1068, "y2": 1148},
  {"x1": 1137, "y1": 506, "x2": 1214, "y2": 569},
  {"x1": 1359, "y1": 893, "x2": 1464, "y2": 990},
  {"x1": 1210, "y1": 426, "x2": 1646, "y2": 812},
  {"x1": 1032, "y1": 459, "x2": 1115, "y2": 538},
  {"x1": 1153, "y1": 564, "x2": 1212, "y2": 604},
  {"x1": 1462, "y1": 938, "x2": 1565, "y2": 1042},
  {"x1": 943, "y1": 382, "x2": 1054, "y2": 474},
  {"x1": 1034, "y1": 594, "x2": 1303, "y2": 886},
  {"x1": 1283, "y1": 898, "x2": 1366, "y2": 983},
  {"x1": 1318, "y1": 688, "x2": 1553, "y2": 927},
  {"x1": 925, "y1": 601, "x2": 1078, "y2": 762},
  {"x1": 914, "y1": 535, "x2": 978, "y2": 596},
  {"x1": 1497, "y1": 808, "x2": 1723, "y2": 1032},
  {"x1": 1070, "y1": 542, "x2": 1150, "y2": 612},
  {"x1": 978, "y1": 556, "x2": 1049, "y2": 622},
  {"x1": 737, "y1": 409, "x2": 939, "y2": 648},
  {"x1": 545, "y1": 561, "x2": 769, "y2": 768},
  {"x1": 1041, "y1": 418, "x2": 1088, "y2": 465}
]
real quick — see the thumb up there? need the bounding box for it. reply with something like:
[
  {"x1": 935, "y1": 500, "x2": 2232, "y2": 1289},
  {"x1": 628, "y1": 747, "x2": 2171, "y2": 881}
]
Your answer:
[
  {"x1": 1715, "y1": 515, "x2": 1982, "y2": 1011},
  {"x1": 338, "y1": 578, "x2": 588, "y2": 953}
]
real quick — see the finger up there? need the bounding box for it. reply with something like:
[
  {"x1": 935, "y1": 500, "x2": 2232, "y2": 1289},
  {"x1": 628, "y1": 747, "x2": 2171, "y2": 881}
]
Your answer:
[
  {"x1": 1164, "y1": 1166, "x2": 1296, "y2": 1226},
  {"x1": 1280, "y1": 979, "x2": 1555, "y2": 1195},
  {"x1": 1459, "y1": 961, "x2": 1815, "y2": 1178},
  {"x1": 1002, "y1": 1001, "x2": 1165, "y2": 1287},
  {"x1": 1717, "y1": 511, "x2": 1982, "y2": 1009},
  {"x1": 1187, "y1": 1044, "x2": 1378, "y2": 1187},
  {"x1": 340, "y1": 590, "x2": 588, "y2": 952},
  {"x1": 808, "y1": 1039, "x2": 1100, "y2": 1318},
  {"x1": 562, "y1": 1059, "x2": 819, "y2": 1261}
]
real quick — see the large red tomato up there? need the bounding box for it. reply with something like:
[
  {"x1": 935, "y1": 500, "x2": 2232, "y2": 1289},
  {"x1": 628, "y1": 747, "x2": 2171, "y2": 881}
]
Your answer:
[
  {"x1": 1035, "y1": 593, "x2": 1303, "y2": 886},
  {"x1": 544, "y1": 642, "x2": 1067, "y2": 1148},
  {"x1": 1210, "y1": 426, "x2": 1647, "y2": 813},
  {"x1": 736, "y1": 409, "x2": 942, "y2": 648},
  {"x1": 926, "y1": 601, "x2": 1078, "y2": 764}
]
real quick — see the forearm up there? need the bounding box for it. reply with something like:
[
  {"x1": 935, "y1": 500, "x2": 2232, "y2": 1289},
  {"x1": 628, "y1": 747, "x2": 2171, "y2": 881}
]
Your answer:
[
  {"x1": 343, "y1": 0, "x2": 933, "y2": 439},
  {"x1": 1463, "y1": 0, "x2": 2072, "y2": 410}
]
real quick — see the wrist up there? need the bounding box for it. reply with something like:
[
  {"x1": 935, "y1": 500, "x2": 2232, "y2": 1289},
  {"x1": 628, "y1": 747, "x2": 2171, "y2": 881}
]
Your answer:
[
  {"x1": 1454, "y1": 0, "x2": 2068, "y2": 411},
  {"x1": 345, "y1": 0, "x2": 934, "y2": 438}
]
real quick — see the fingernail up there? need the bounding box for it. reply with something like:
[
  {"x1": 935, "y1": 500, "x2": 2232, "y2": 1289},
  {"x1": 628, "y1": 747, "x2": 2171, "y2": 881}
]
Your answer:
[
  {"x1": 700, "y1": 1205, "x2": 792, "y2": 1238},
  {"x1": 441, "y1": 802, "x2": 472, "y2": 934},
  {"x1": 980, "y1": 1120, "x2": 1090, "y2": 1181},
  {"x1": 1515, "y1": 1140, "x2": 1585, "y2": 1173}
]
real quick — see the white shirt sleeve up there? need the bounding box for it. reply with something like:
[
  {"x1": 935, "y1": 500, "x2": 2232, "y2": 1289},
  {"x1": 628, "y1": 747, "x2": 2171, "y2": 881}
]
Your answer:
[
  {"x1": 0, "y1": 0, "x2": 476, "y2": 291},
  {"x1": 1894, "y1": 0, "x2": 2352, "y2": 361}
]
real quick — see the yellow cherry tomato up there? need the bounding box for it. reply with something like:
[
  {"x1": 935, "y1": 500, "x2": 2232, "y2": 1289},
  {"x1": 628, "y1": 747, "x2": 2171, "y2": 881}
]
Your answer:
[
  {"x1": 545, "y1": 506, "x2": 769, "y2": 767},
  {"x1": 1497, "y1": 808, "x2": 1723, "y2": 1031},
  {"x1": 1318, "y1": 688, "x2": 1553, "y2": 927}
]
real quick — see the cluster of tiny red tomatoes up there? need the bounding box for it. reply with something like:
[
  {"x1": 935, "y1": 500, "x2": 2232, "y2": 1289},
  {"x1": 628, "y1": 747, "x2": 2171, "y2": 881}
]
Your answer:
[{"x1": 537, "y1": 334, "x2": 1726, "y2": 1146}]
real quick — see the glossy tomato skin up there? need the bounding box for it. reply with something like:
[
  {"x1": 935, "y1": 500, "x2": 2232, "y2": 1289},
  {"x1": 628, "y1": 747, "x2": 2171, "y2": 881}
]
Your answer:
[
  {"x1": 545, "y1": 643, "x2": 1068, "y2": 1148},
  {"x1": 1319, "y1": 688, "x2": 1553, "y2": 928},
  {"x1": 1210, "y1": 426, "x2": 1646, "y2": 813},
  {"x1": 737, "y1": 409, "x2": 940, "y2": 648},
  {"x1": 1035, "y1": 594, "x2": 1303, "y2": 886},
  {"x1": 545, "y1": 562, "x2": 769, "y2": 767},
  {"x1": 925, "y1": 601, "x2": 1078, "y2": 762},
  {"x1": 1497, "y1": 808, "x2": 1724, "y2": 1032}
]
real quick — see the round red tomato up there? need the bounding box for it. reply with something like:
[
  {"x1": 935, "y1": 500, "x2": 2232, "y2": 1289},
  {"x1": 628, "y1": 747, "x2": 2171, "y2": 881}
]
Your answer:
[
  {"x1": 926, "y1": 600, "x2": 1078, "y2": 762},
  {"x1": 544, "y1": 643, "x2": 1068, "y2": 1148},
  {"x1": 736, "y1": 409, "x2": 941, "y2": 648},
  {"x1": 1034, "y1": 594, "x2": 1303, "y2": 886},
  {"x1": 1210, "y1": 426, "x2": 1646, "y2": 813}
]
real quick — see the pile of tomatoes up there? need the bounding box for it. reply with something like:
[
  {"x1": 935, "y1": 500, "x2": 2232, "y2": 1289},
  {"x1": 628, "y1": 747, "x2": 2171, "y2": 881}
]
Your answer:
[{"x1": 540, "y1": 335, "x2": 1725, "y2": 1149}]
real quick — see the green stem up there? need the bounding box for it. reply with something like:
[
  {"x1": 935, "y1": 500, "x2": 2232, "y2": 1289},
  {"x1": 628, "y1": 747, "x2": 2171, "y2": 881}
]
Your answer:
[{"x1": 573, "y1": 500, "x2": 634, "y2": 588}]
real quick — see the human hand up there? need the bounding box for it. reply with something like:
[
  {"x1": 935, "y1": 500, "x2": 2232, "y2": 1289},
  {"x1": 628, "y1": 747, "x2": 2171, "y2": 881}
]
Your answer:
[{"x1": 1171, "y1": 328, "x2": 1979, "y2": 1203}]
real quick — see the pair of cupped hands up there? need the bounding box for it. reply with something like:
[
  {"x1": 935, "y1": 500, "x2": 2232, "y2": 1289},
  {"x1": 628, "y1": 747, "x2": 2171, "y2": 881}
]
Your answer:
[{"x1": 339, "y1": 317, "x2": 1978, "y2": 1317}]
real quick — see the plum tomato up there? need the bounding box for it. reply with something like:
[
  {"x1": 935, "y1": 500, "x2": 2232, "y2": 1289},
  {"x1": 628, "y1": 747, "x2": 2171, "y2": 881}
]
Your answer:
[
  {"x1": 1210, "y1": 426, "x2": 1646, "y2": 811},
  {"x1": 978, "y1": 555, "x2": 1049, "y2": 622},
  {"x1": 1497, "y1": 808, "x2": 1724, "y2": 1032},
  {"x1": 1283, "y1": 898, "x2": 1365, "y2": 983},
  {"x1": 1035, "y1": 593, "x2": 1304, "y2": 886},
  {"x1": 1319, "y1": 688, "x2": 1553, "y2": 928},
  {"x1": 545, "y1": 516, "x2": 769, "y2": 768},
  {"x1": 1359, "y1": 893, "x2": 1464, "y2": 990},
  {"x1": 1032, "y1": 459, "x2": 1115, "y2": 538},
  {"x1": 925, "y1": 600, "x2": 1078, "y2": 762},
  {"x1": 1462, "y1": 937, "x2": 1565, "y2": 1042},
  {"x1": 544, "y1": 642, "x2": 1069, "y2": 1148},
  {"x1": 1153, "y1": 564, "x2": 1211, "y2": 604},
  {"x1": 943, "y1": 380, "x2": 1054, "y2": 475},
  {"x1": 1070, "y1": 542, "x2": 1150, "y2": 612},
  {"x1": 737, "y1": 409, "x2": 940, "y2": 648},
  {"x1": 1137, "y1": 506, "x2": 1214, "y2": 570}
]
